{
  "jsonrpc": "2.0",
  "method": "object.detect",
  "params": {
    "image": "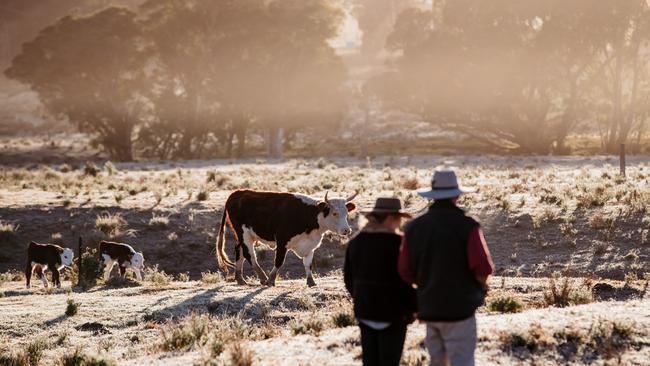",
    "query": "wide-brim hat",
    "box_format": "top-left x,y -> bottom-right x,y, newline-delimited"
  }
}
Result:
361,197 -> 412,217
417,169 -> 475,200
